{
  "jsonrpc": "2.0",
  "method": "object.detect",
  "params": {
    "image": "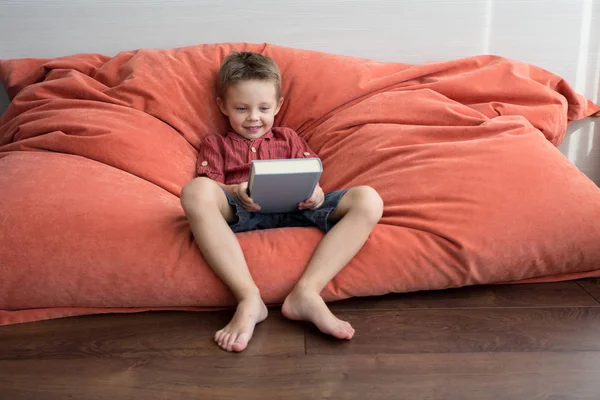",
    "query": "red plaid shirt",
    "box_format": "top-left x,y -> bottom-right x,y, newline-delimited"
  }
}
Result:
197,127 -> 319,185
